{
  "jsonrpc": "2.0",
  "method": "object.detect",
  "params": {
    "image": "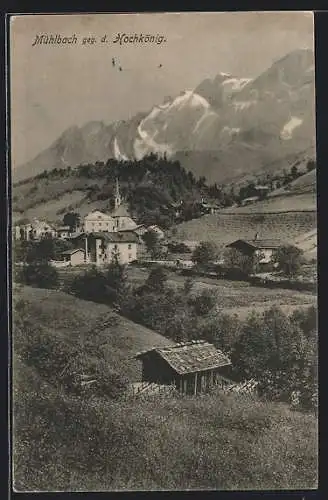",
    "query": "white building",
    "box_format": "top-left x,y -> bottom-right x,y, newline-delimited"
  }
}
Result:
83,178 -> 137,234
86,232 -> 138,266
15,219 -> 57,240
83,210 -> 116,233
